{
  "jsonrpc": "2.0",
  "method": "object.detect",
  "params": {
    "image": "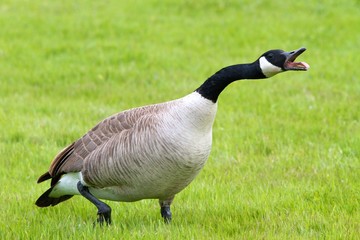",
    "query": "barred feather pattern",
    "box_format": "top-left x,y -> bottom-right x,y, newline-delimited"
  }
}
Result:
81,92 -> 217,201
44,92 -> 217,202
